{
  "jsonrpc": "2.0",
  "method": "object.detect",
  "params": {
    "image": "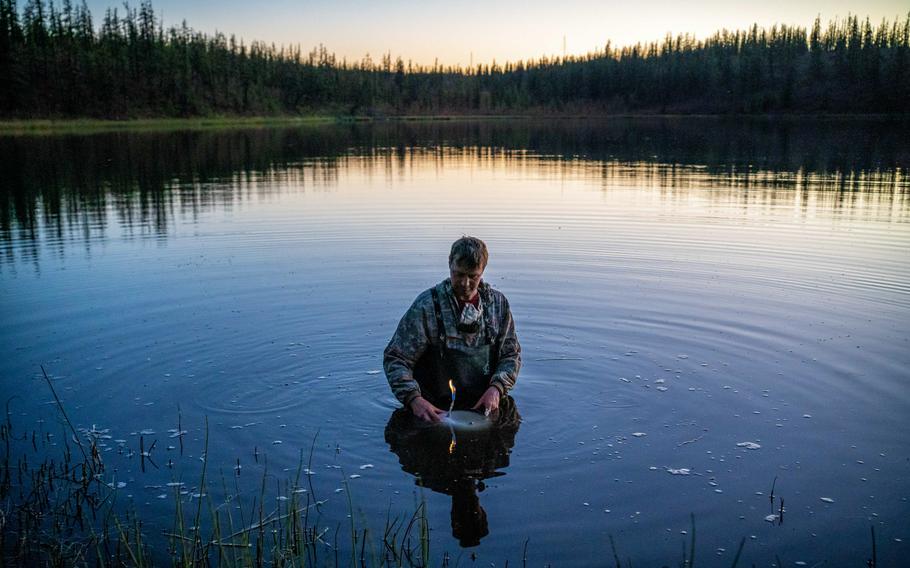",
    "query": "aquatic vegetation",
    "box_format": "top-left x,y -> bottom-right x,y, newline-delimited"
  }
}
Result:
0,409 -> 442,566
0,368 -> 889,566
